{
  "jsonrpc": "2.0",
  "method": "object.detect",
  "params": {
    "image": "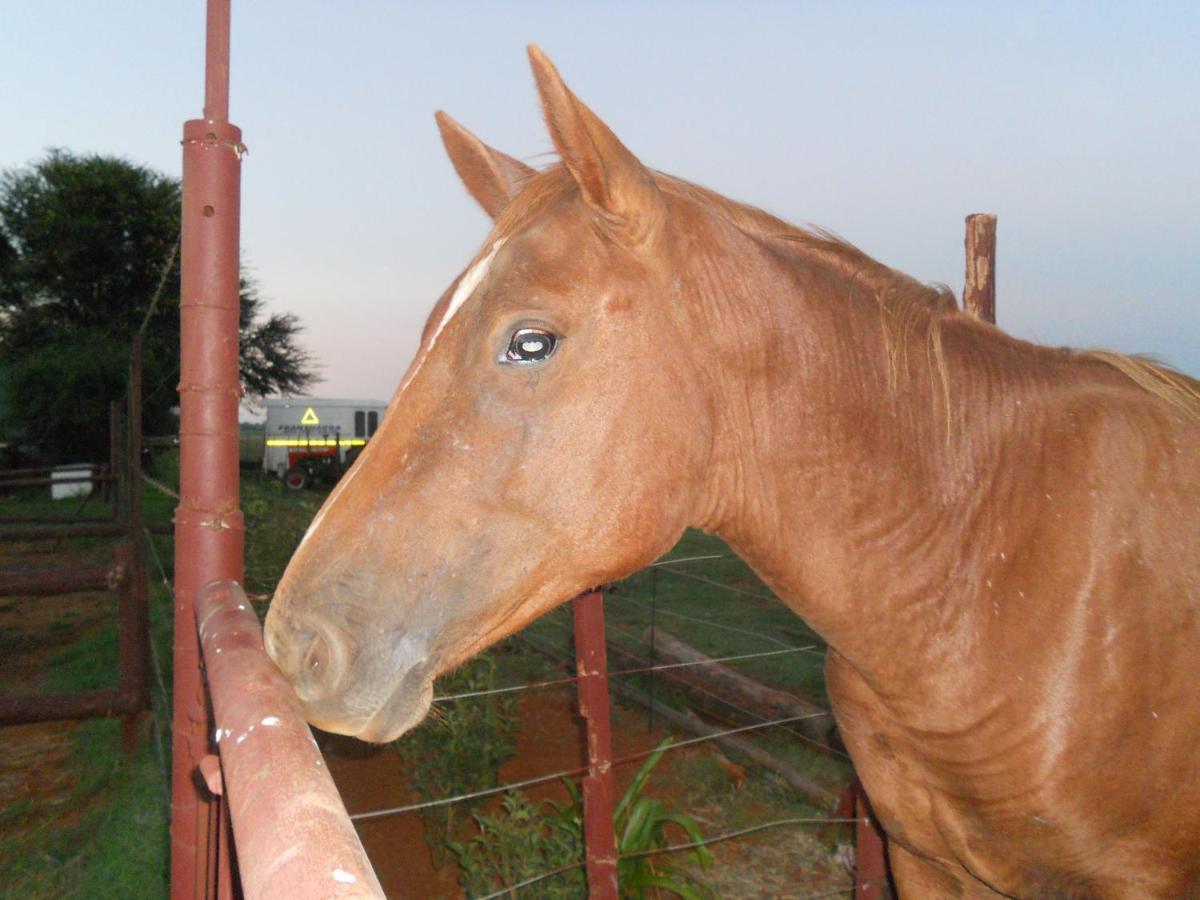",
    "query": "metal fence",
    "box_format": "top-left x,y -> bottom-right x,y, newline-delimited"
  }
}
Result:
0,345 -> 151,757
171,2 -> 999,895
